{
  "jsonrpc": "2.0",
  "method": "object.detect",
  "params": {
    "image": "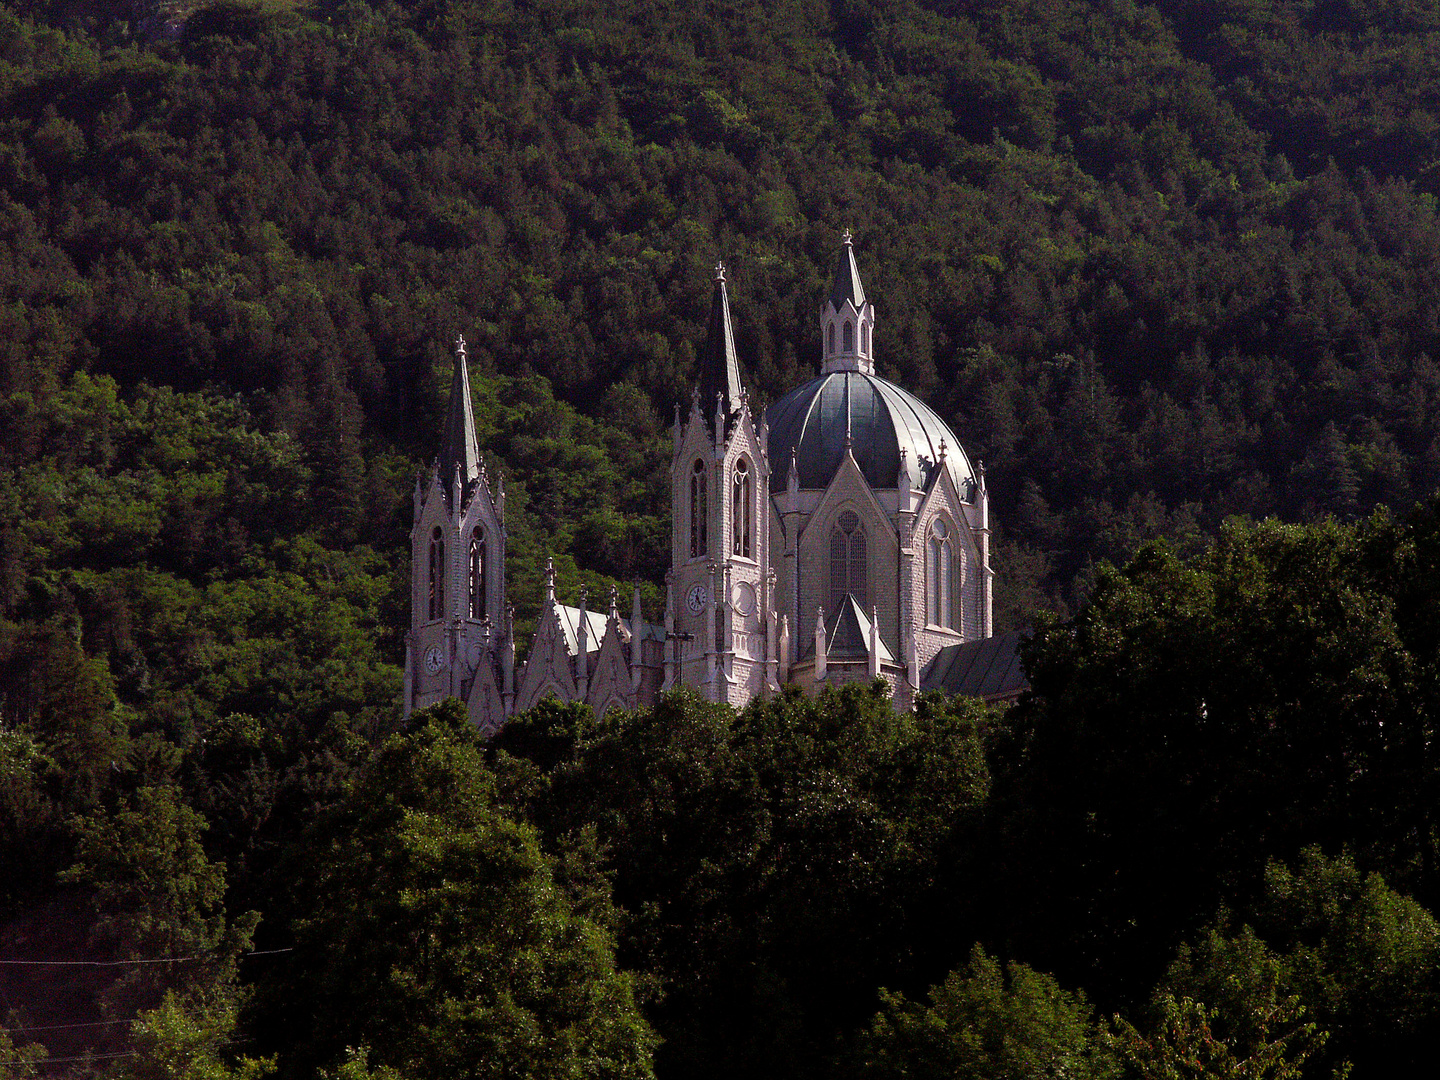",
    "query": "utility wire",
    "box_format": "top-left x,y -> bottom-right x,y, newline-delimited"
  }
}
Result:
2,1019 -> 130,1033
25,1051 -> 137,1065
0,948 -> 292,967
